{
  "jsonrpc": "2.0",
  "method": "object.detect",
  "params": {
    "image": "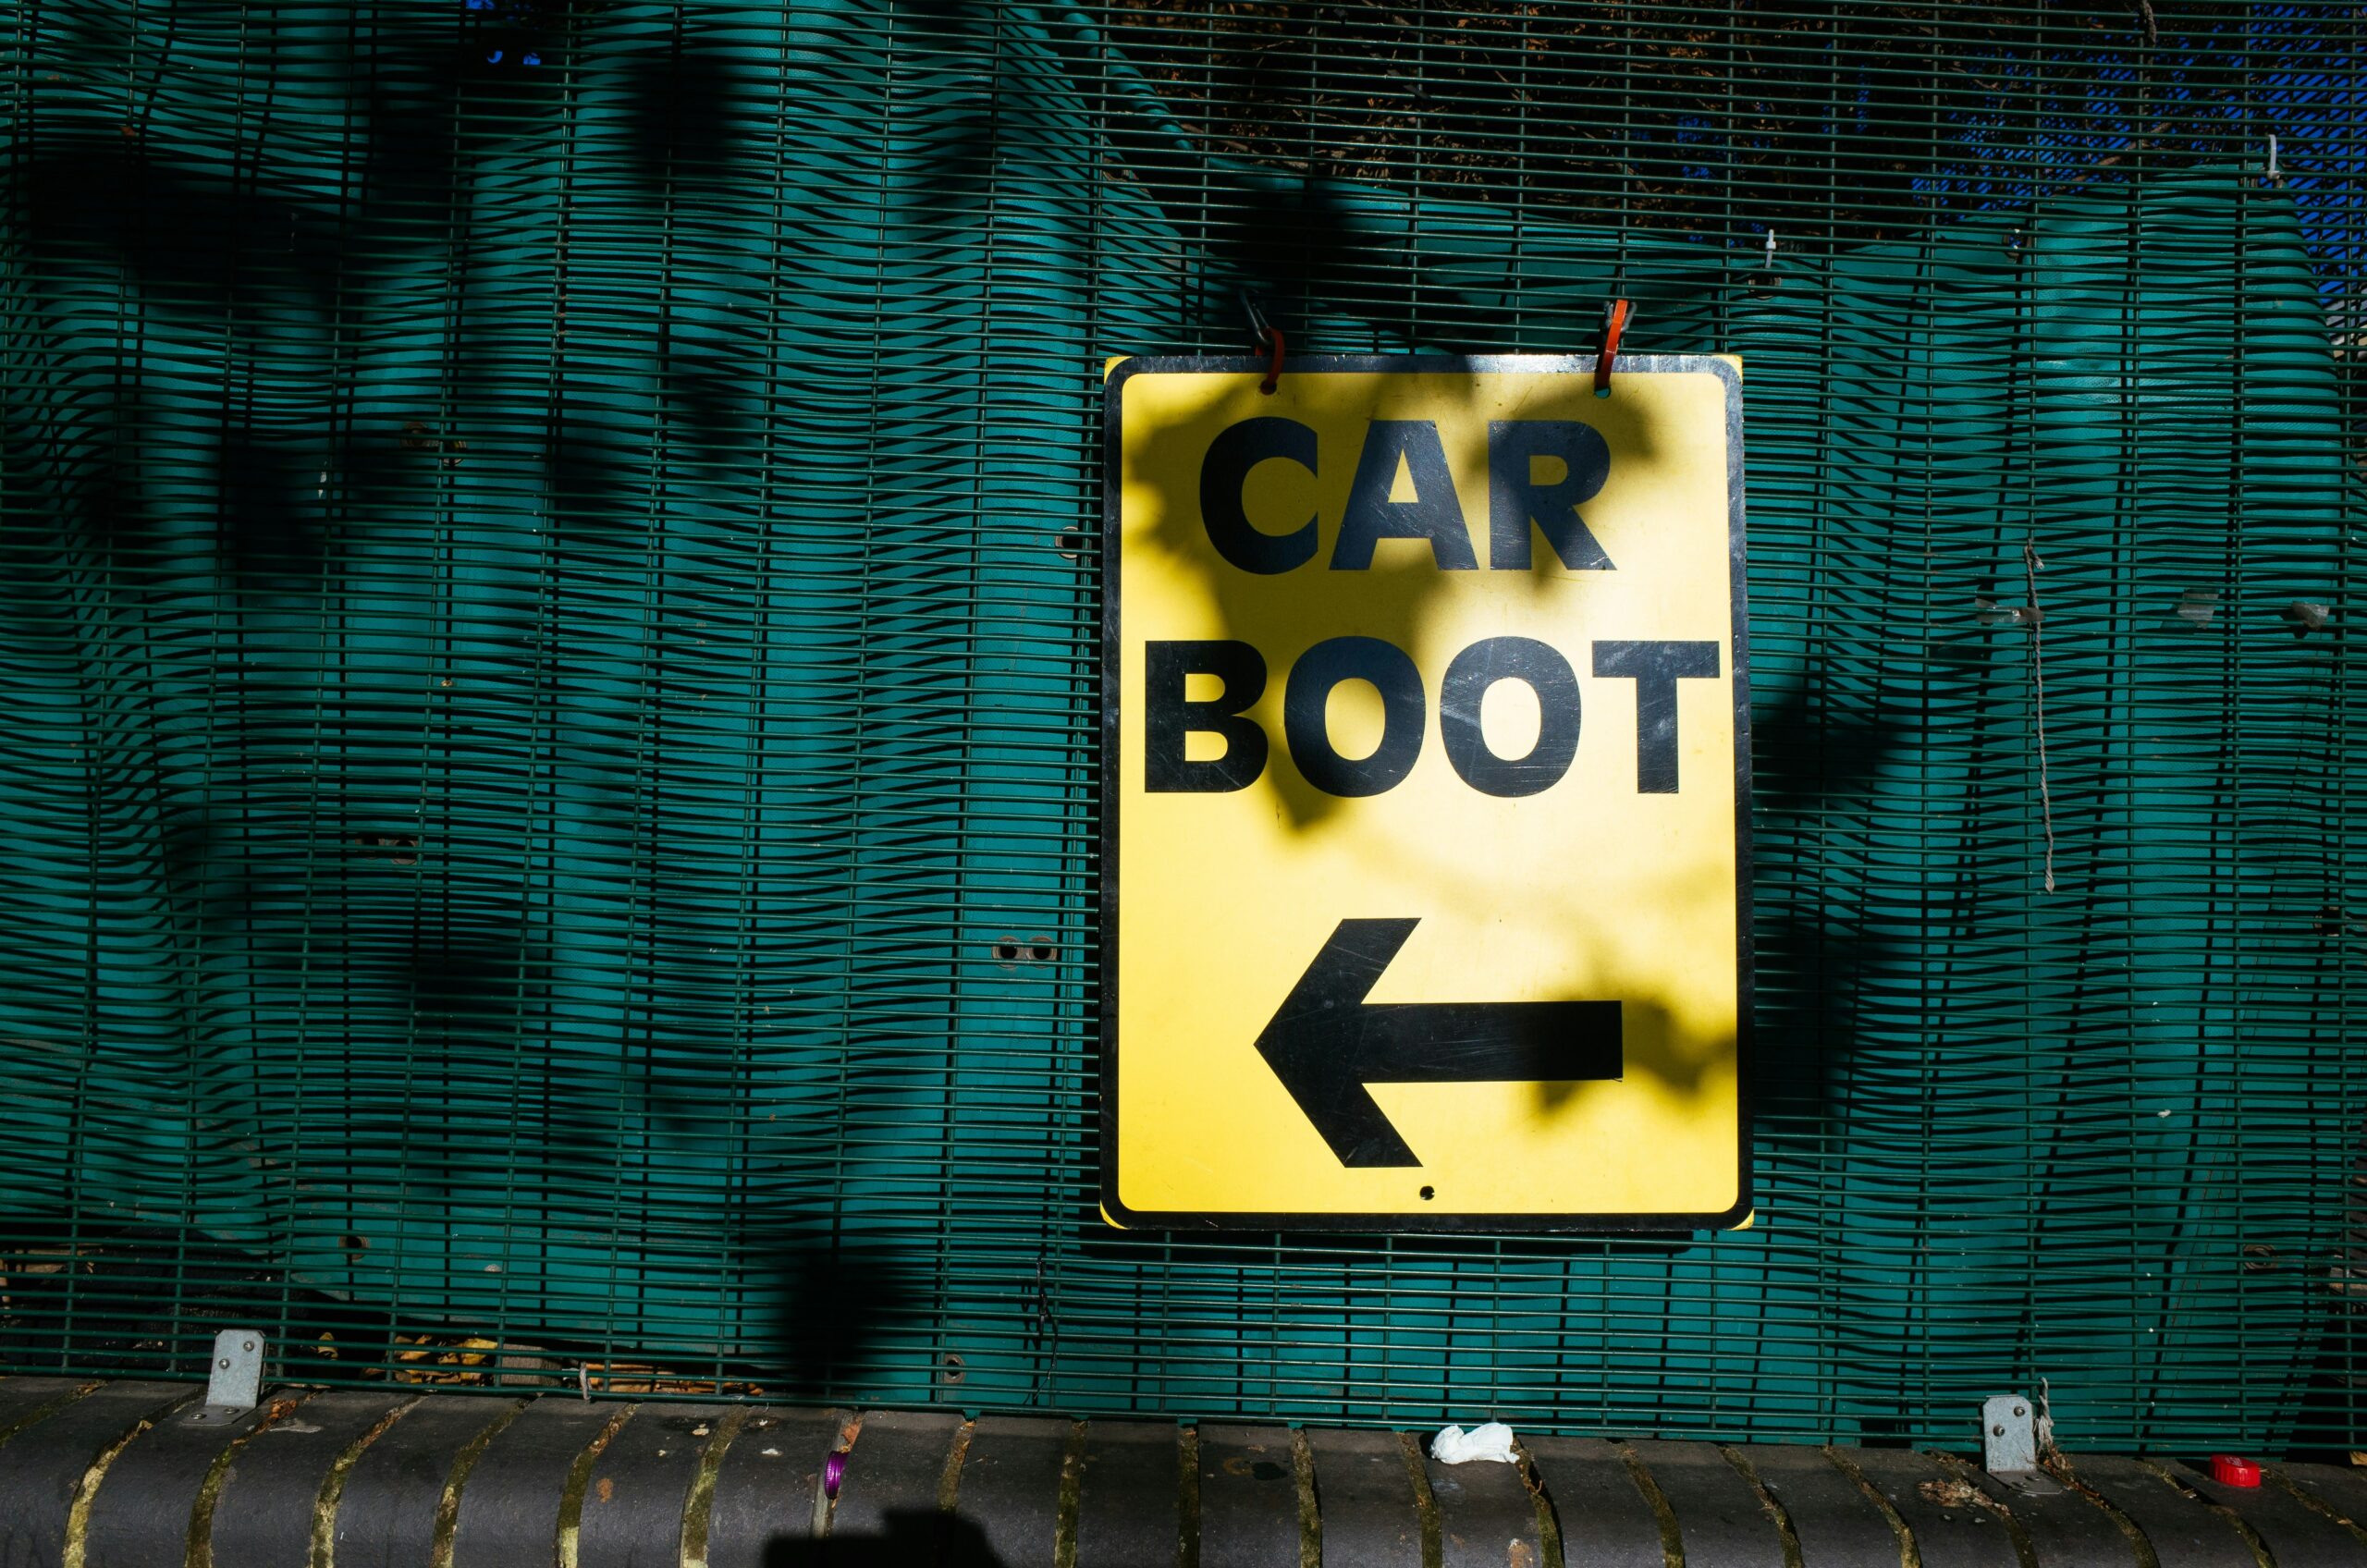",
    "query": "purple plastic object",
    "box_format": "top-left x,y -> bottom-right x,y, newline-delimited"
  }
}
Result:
823,1450 -> 847,1499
